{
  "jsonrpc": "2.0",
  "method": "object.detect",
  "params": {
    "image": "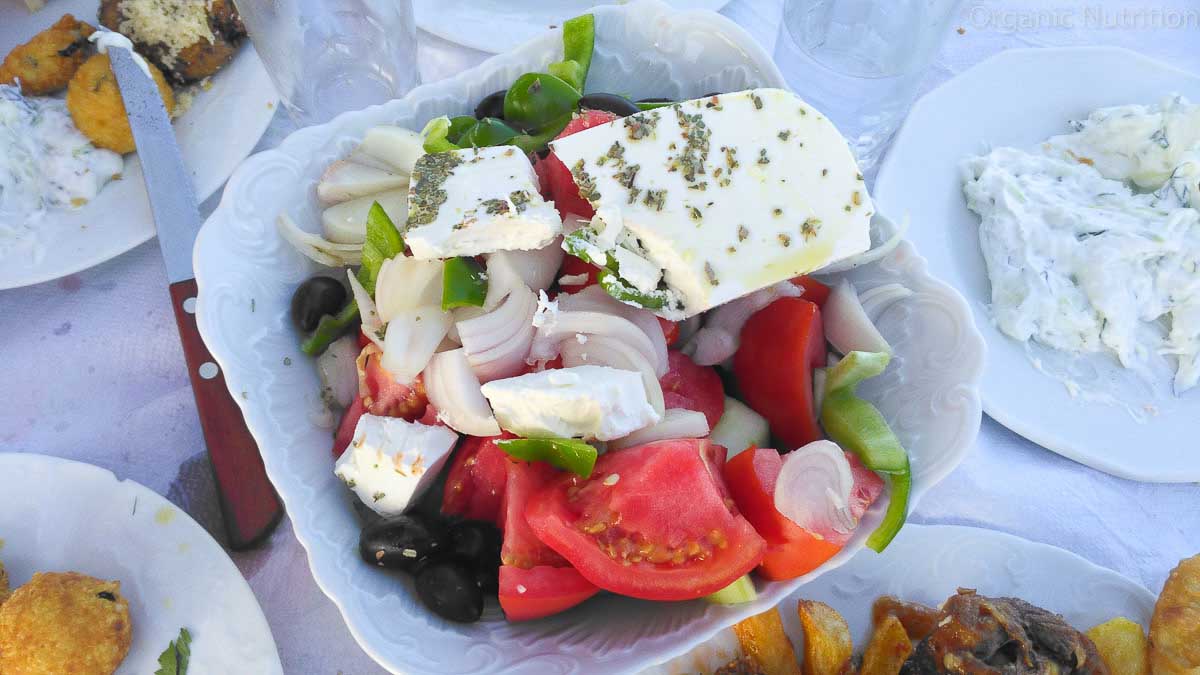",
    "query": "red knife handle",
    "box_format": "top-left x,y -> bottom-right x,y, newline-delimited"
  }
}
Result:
169,279 -> 283,550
